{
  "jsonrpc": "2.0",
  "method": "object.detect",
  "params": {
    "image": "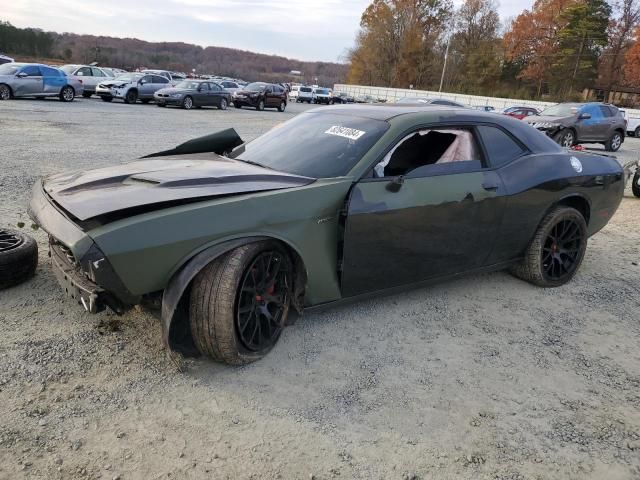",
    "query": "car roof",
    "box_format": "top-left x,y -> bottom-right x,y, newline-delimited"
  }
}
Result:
311,104 -> 469,120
